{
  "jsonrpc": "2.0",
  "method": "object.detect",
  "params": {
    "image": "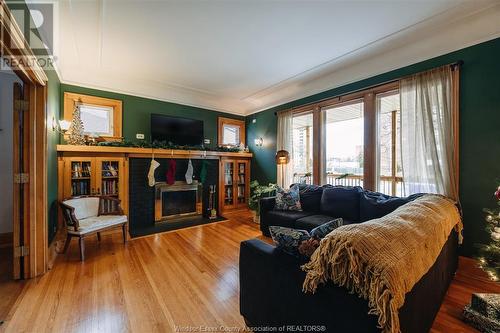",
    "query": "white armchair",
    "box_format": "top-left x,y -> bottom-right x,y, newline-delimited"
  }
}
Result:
60,196 -> 128,260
